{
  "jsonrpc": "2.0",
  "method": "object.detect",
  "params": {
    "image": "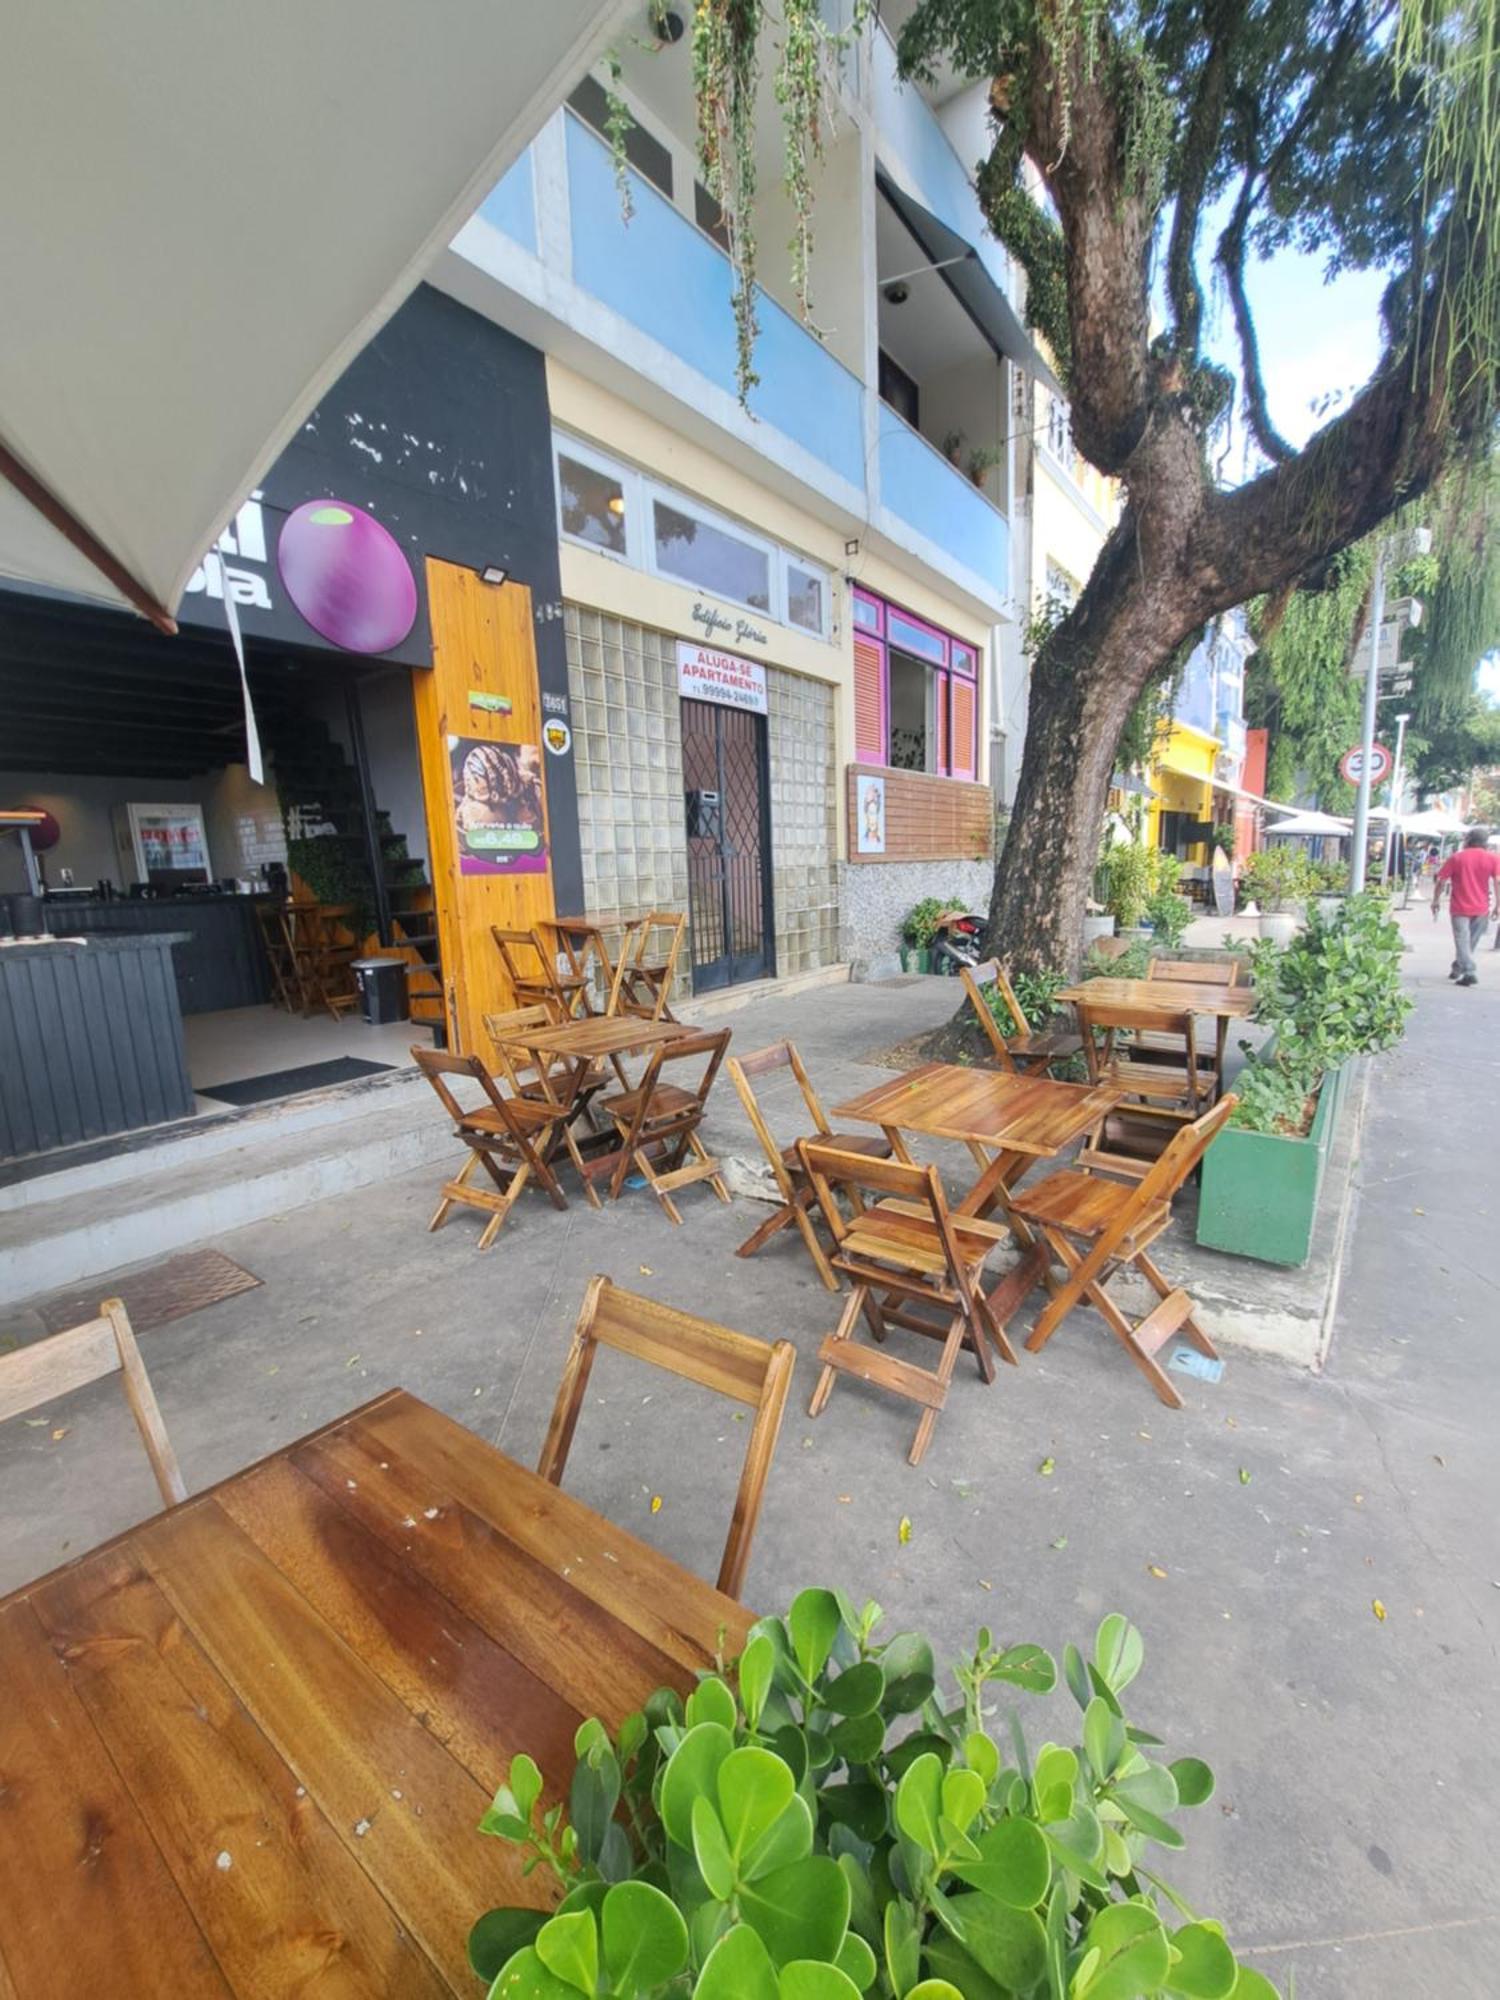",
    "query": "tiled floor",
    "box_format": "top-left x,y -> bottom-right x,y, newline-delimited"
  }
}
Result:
182,1004 -> 430,1102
